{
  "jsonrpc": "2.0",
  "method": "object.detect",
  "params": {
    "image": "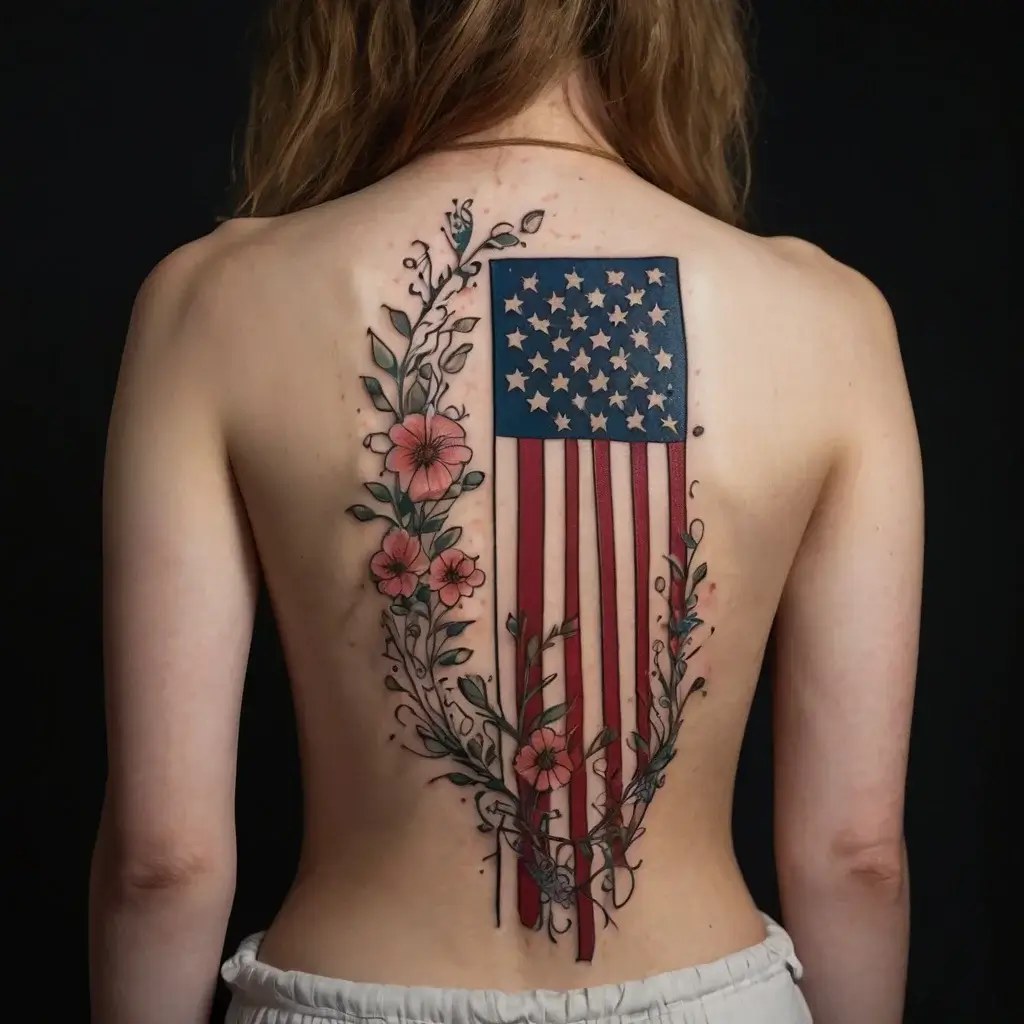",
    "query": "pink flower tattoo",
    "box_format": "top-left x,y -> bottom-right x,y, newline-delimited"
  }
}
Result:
514,727 -> 574,792
385,410 -> 472,501
429,548 -> 486,607
370,529 -> 429,598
